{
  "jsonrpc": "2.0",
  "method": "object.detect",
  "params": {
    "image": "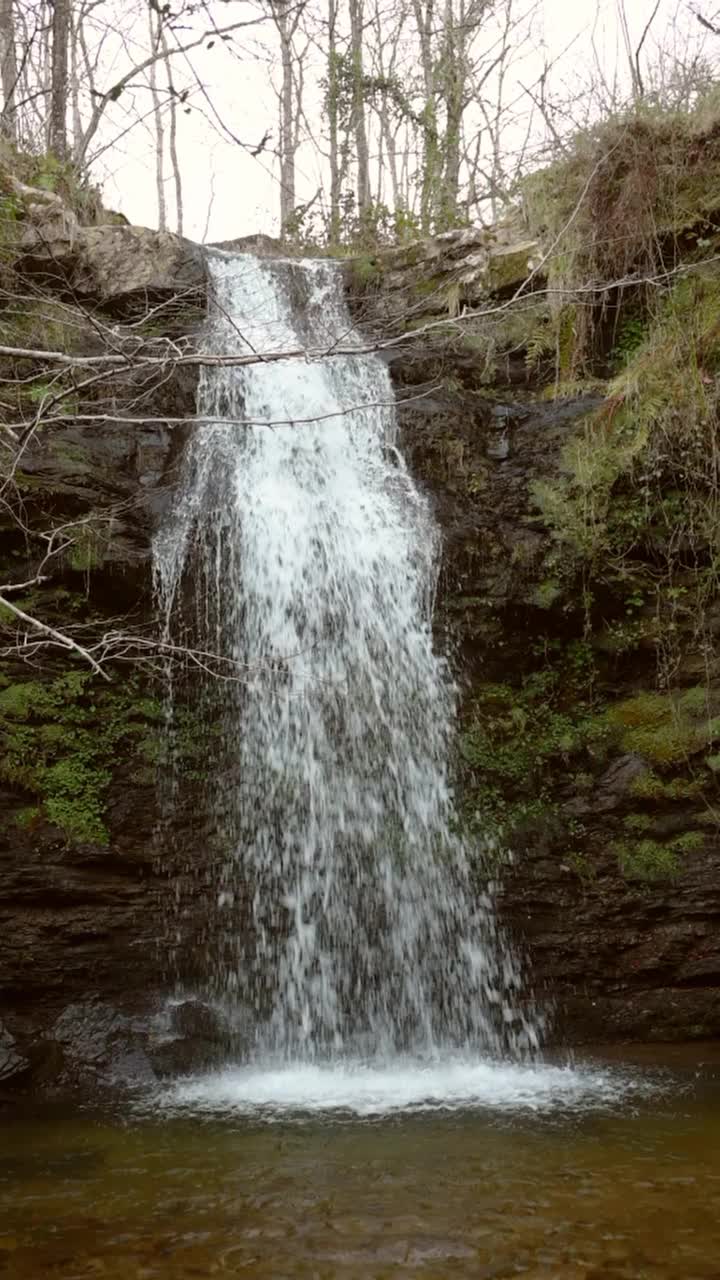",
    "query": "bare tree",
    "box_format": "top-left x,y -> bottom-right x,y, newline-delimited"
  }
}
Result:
617,0 -> 663,100
0,0 -> 19,141
163,27 -> 184,237
49,0 -> 71,157
326,0 -> 343,240
348,0 -> 371,220
272,0 -> 300,231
